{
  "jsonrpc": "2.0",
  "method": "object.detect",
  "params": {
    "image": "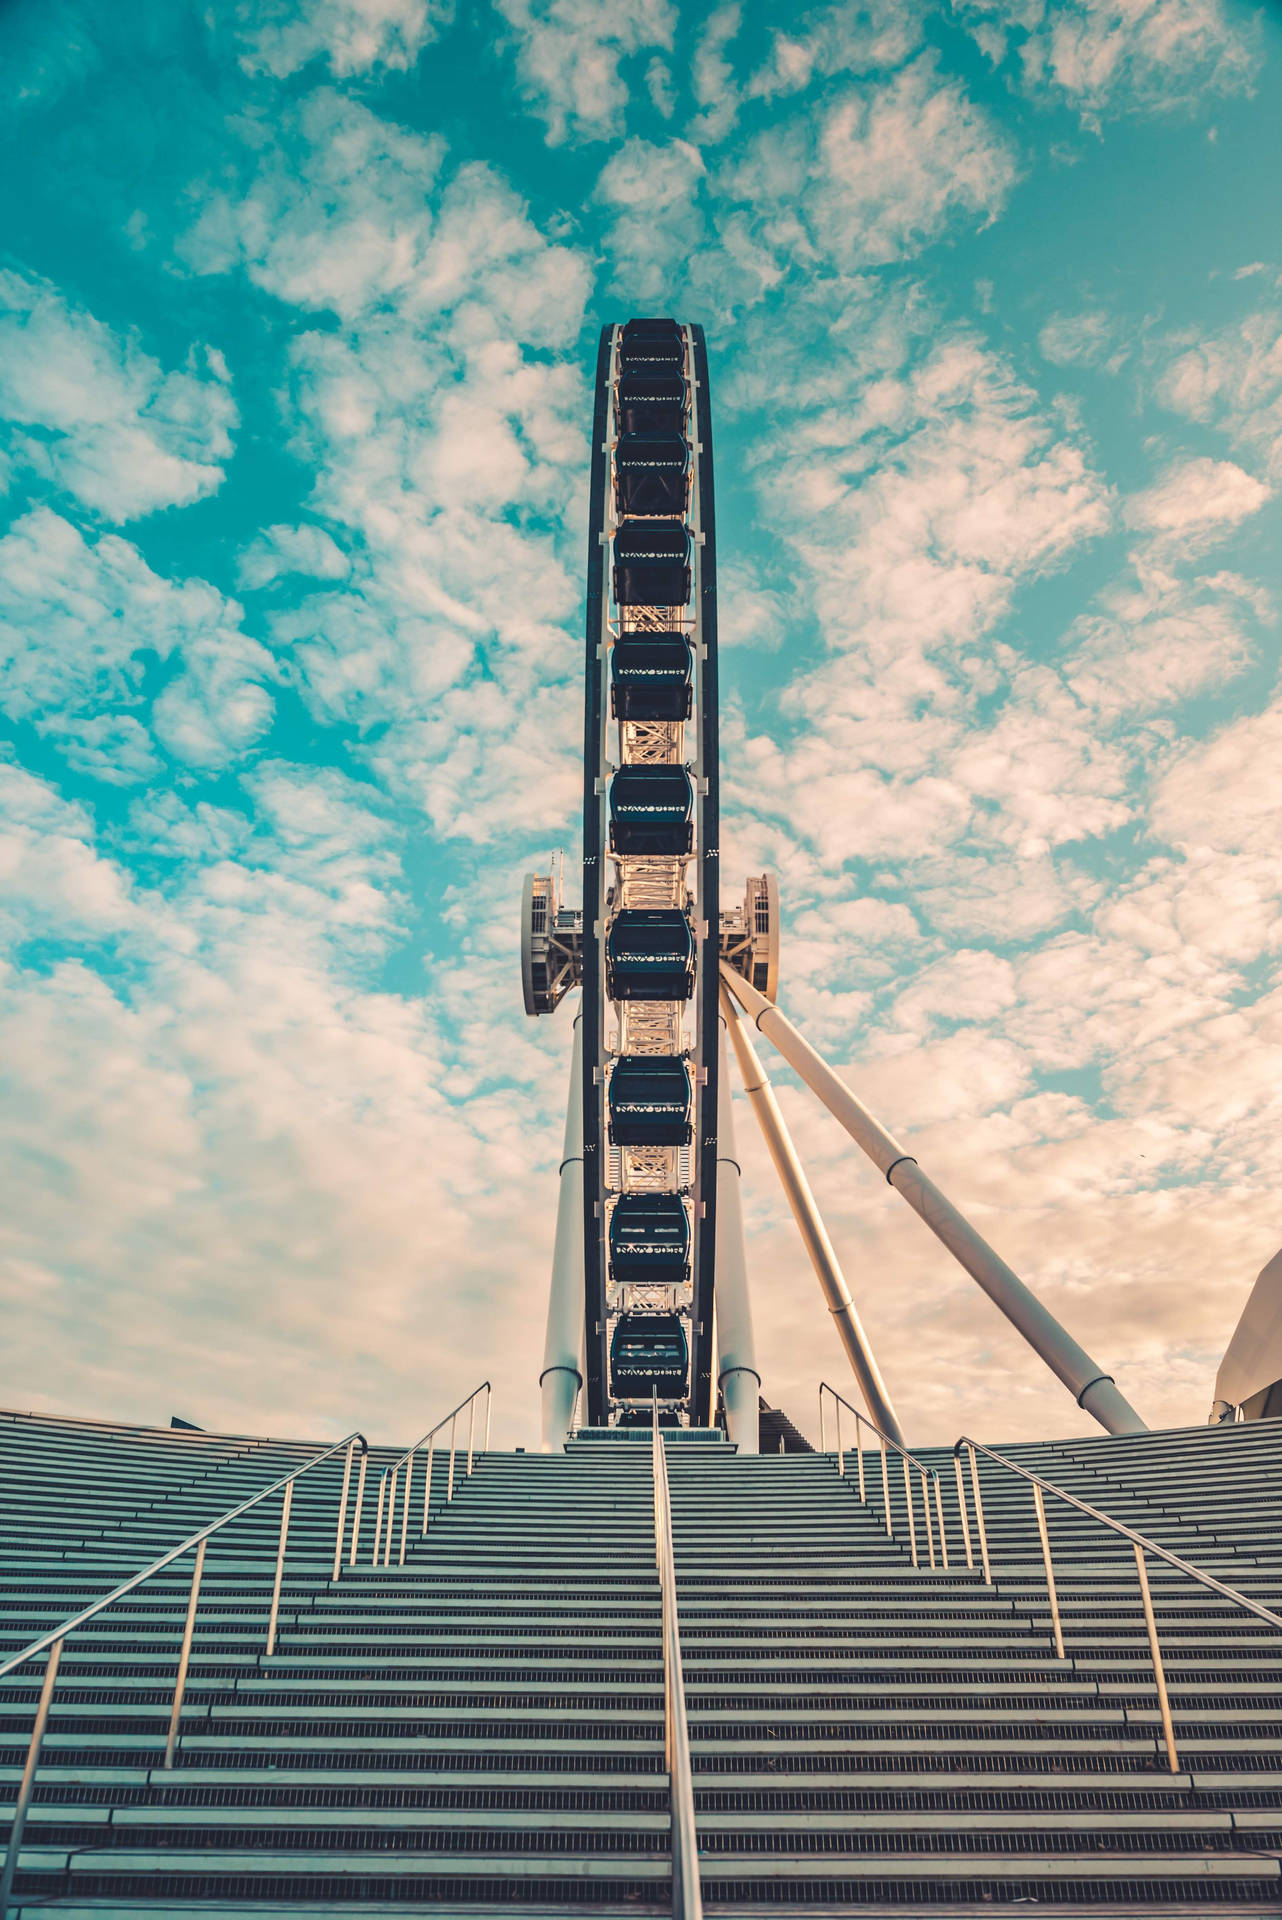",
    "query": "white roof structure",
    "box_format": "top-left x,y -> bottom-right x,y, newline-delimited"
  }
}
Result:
1214,1248 -> 1282,1420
